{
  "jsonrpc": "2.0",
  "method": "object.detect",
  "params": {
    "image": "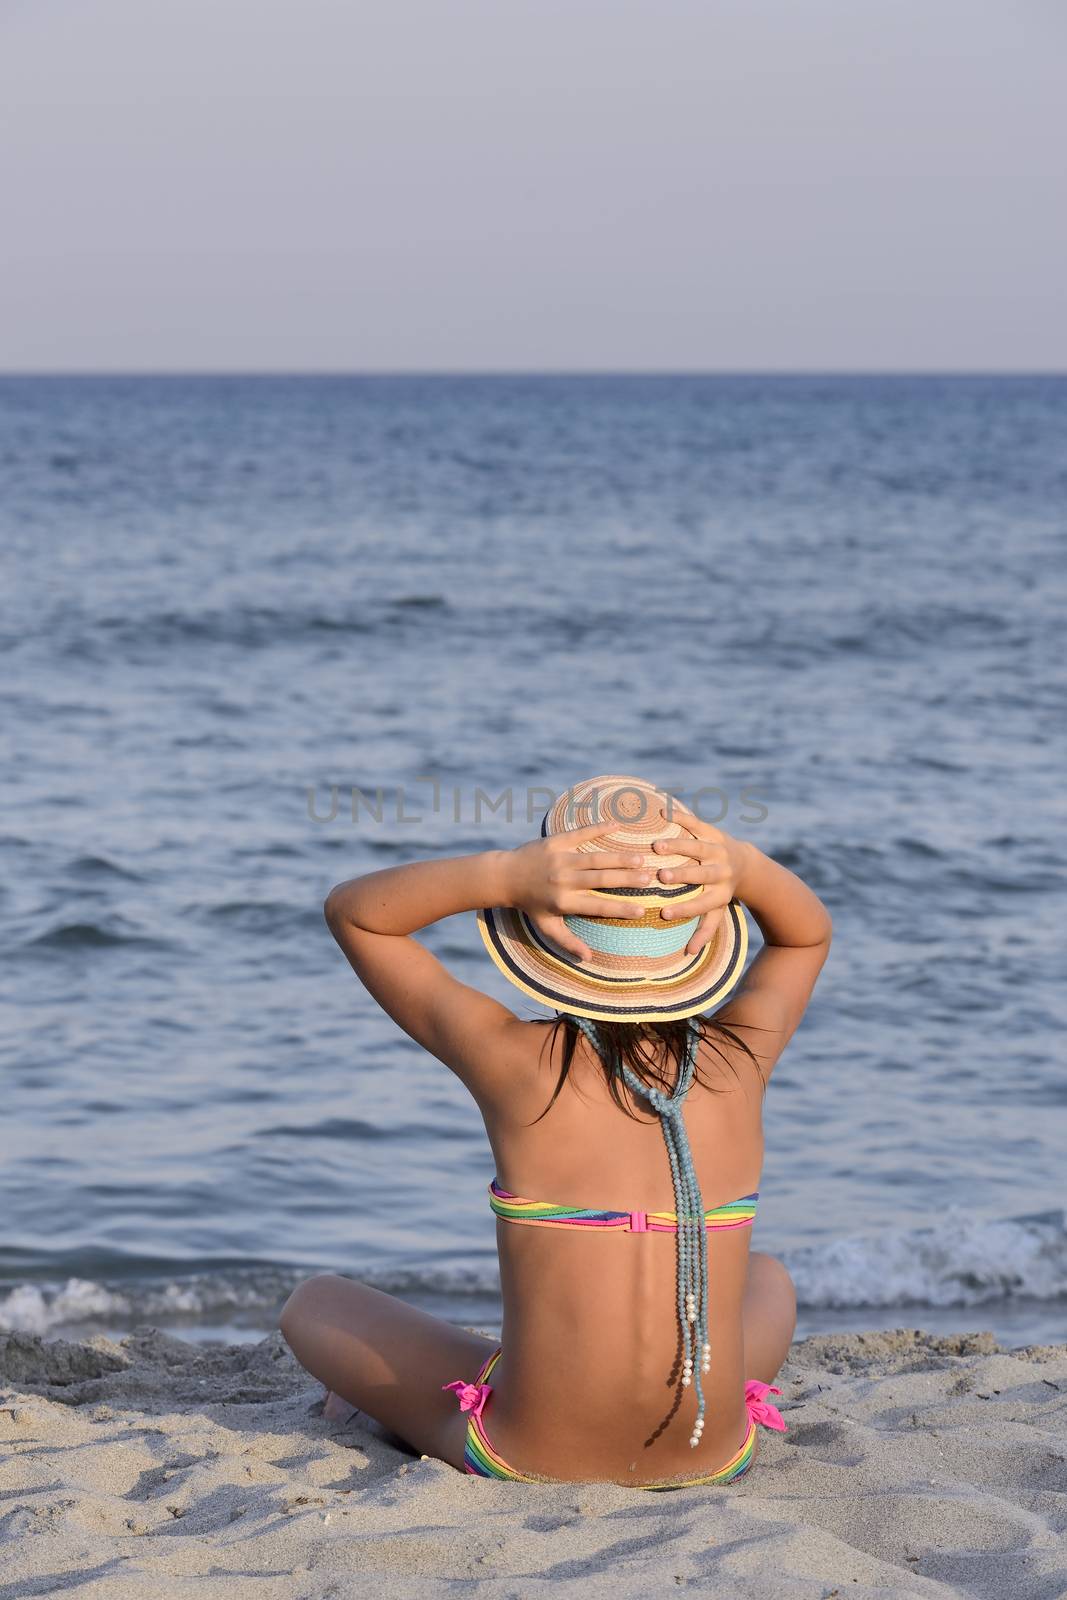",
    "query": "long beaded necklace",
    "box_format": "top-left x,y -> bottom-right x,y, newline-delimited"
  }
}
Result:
562,1014 -> 711,1448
